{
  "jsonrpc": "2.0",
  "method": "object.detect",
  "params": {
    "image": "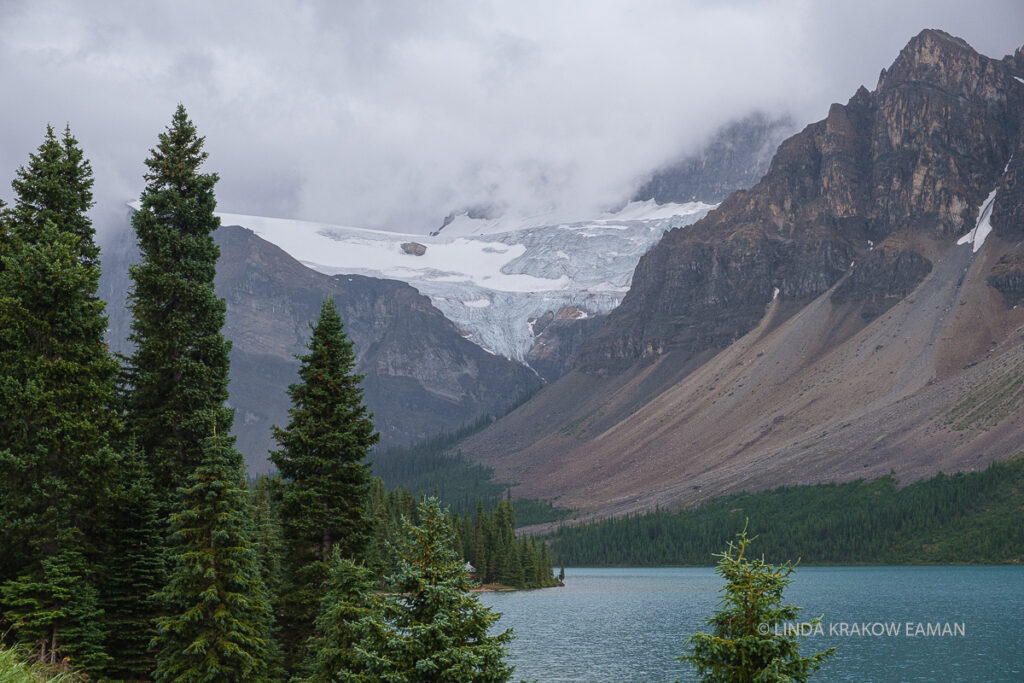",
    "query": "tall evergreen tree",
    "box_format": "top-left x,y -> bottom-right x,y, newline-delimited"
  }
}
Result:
9,125 -> 98,265
152,434 -> 272,683
126,104 -> 233,508
0,127 -> 118,673
351,498 -> 514,682
271,297 -> 379,665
